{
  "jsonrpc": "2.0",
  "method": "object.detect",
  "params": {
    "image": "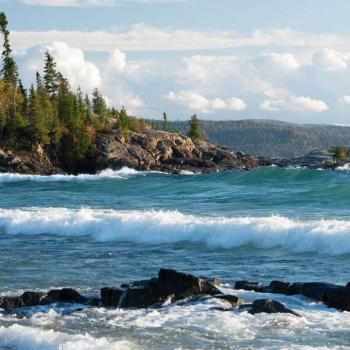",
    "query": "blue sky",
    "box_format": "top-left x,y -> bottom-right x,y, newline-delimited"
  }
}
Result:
2,0 -> 350,123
